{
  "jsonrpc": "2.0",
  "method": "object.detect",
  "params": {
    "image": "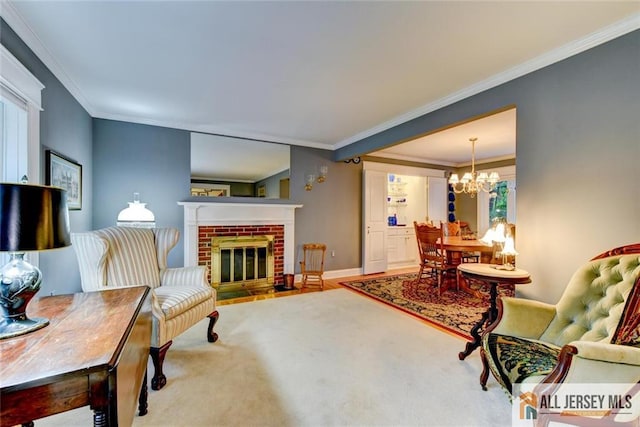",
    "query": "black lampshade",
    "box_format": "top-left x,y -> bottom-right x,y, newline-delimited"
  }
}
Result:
0,183 -> 71,252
